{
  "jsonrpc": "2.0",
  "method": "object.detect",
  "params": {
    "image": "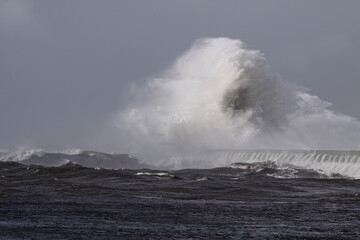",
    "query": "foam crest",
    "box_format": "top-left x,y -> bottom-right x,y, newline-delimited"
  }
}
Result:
222,150 -> 360,178
0,149 -> 45,162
